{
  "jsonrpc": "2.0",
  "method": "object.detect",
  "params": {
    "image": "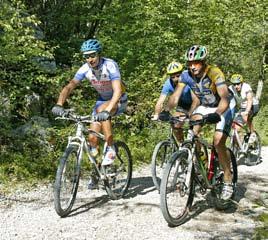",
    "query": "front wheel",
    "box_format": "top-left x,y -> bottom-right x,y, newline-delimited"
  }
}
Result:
54,145 -> 81,217
104,141 -> 132,200
229,133 -> 239,162
151,140 -> 175,192
212,148 -> 238,210
160,149 -> 195,227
